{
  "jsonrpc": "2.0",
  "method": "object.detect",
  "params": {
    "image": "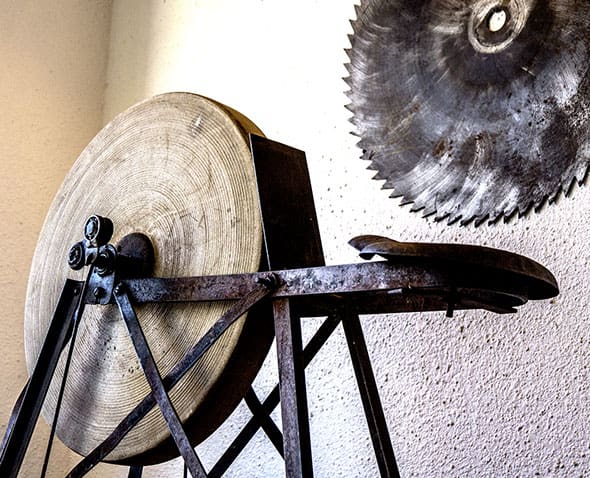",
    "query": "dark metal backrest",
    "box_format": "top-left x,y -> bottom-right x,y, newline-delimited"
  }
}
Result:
250,134 -> 325,271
